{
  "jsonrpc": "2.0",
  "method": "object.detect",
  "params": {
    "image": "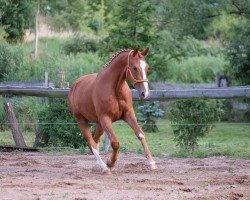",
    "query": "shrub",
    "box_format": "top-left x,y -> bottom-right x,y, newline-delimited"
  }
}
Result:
5,51 -> 102,85
149,31 -> 225,83
170,55 -> 227,83
38,98 -> 87,148
0,42 -> 24,81
137,101 -> 164,132
169,100 -> 223,152
0,96 -> 40,132
63,35 -> 98,55
0,97 -> 8,131
12,97 -> 41,131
